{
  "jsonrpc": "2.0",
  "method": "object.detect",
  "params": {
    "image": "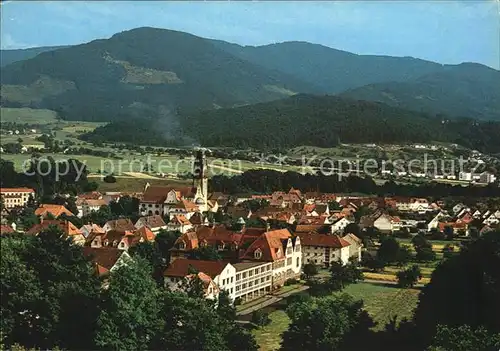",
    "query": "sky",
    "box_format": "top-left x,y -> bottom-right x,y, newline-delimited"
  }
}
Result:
1,1 -> 499,69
